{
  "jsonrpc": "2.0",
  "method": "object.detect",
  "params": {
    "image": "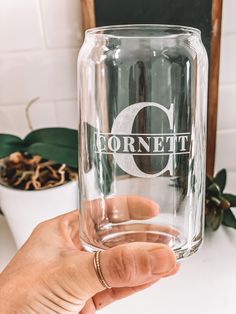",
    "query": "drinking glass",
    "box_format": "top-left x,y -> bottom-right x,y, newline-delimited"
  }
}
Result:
78,24 -> 208,260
